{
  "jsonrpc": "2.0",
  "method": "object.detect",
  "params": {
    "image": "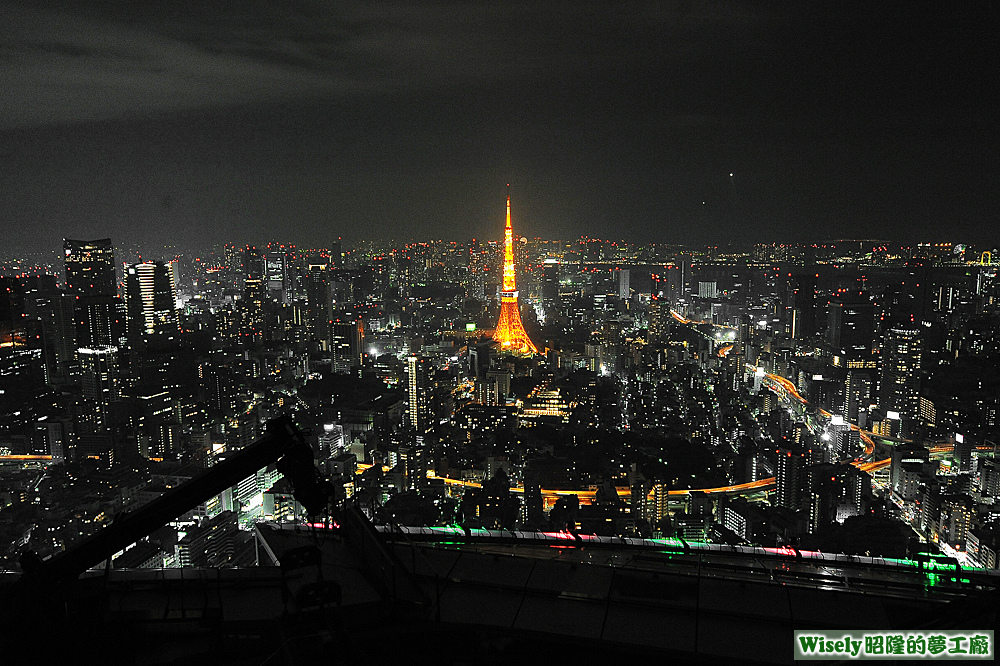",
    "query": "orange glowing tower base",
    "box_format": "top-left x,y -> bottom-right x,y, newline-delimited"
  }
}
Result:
493,186 -> 539,355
